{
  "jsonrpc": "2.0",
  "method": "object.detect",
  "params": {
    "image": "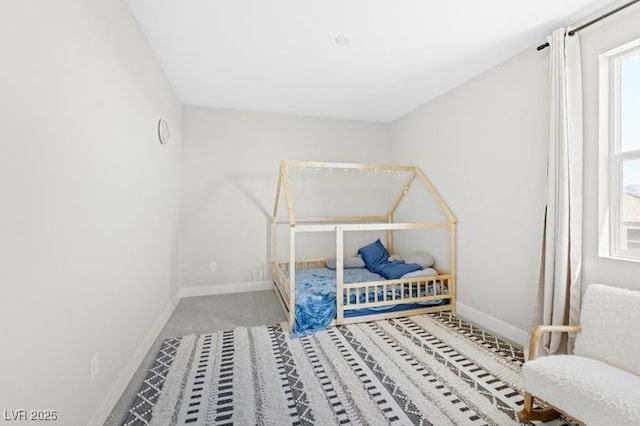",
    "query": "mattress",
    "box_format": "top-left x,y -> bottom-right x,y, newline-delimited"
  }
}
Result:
290,267 -> 447,338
